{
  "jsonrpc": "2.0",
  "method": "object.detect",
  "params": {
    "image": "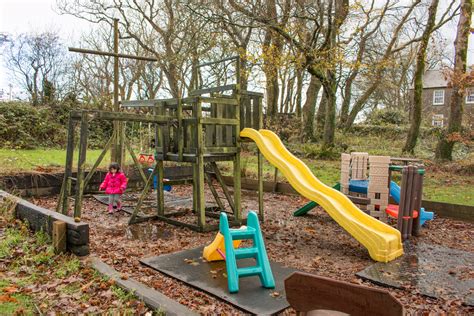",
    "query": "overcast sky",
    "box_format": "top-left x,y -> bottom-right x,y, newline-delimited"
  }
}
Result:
0,0 -> 473,93
0,0 -> 92,90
